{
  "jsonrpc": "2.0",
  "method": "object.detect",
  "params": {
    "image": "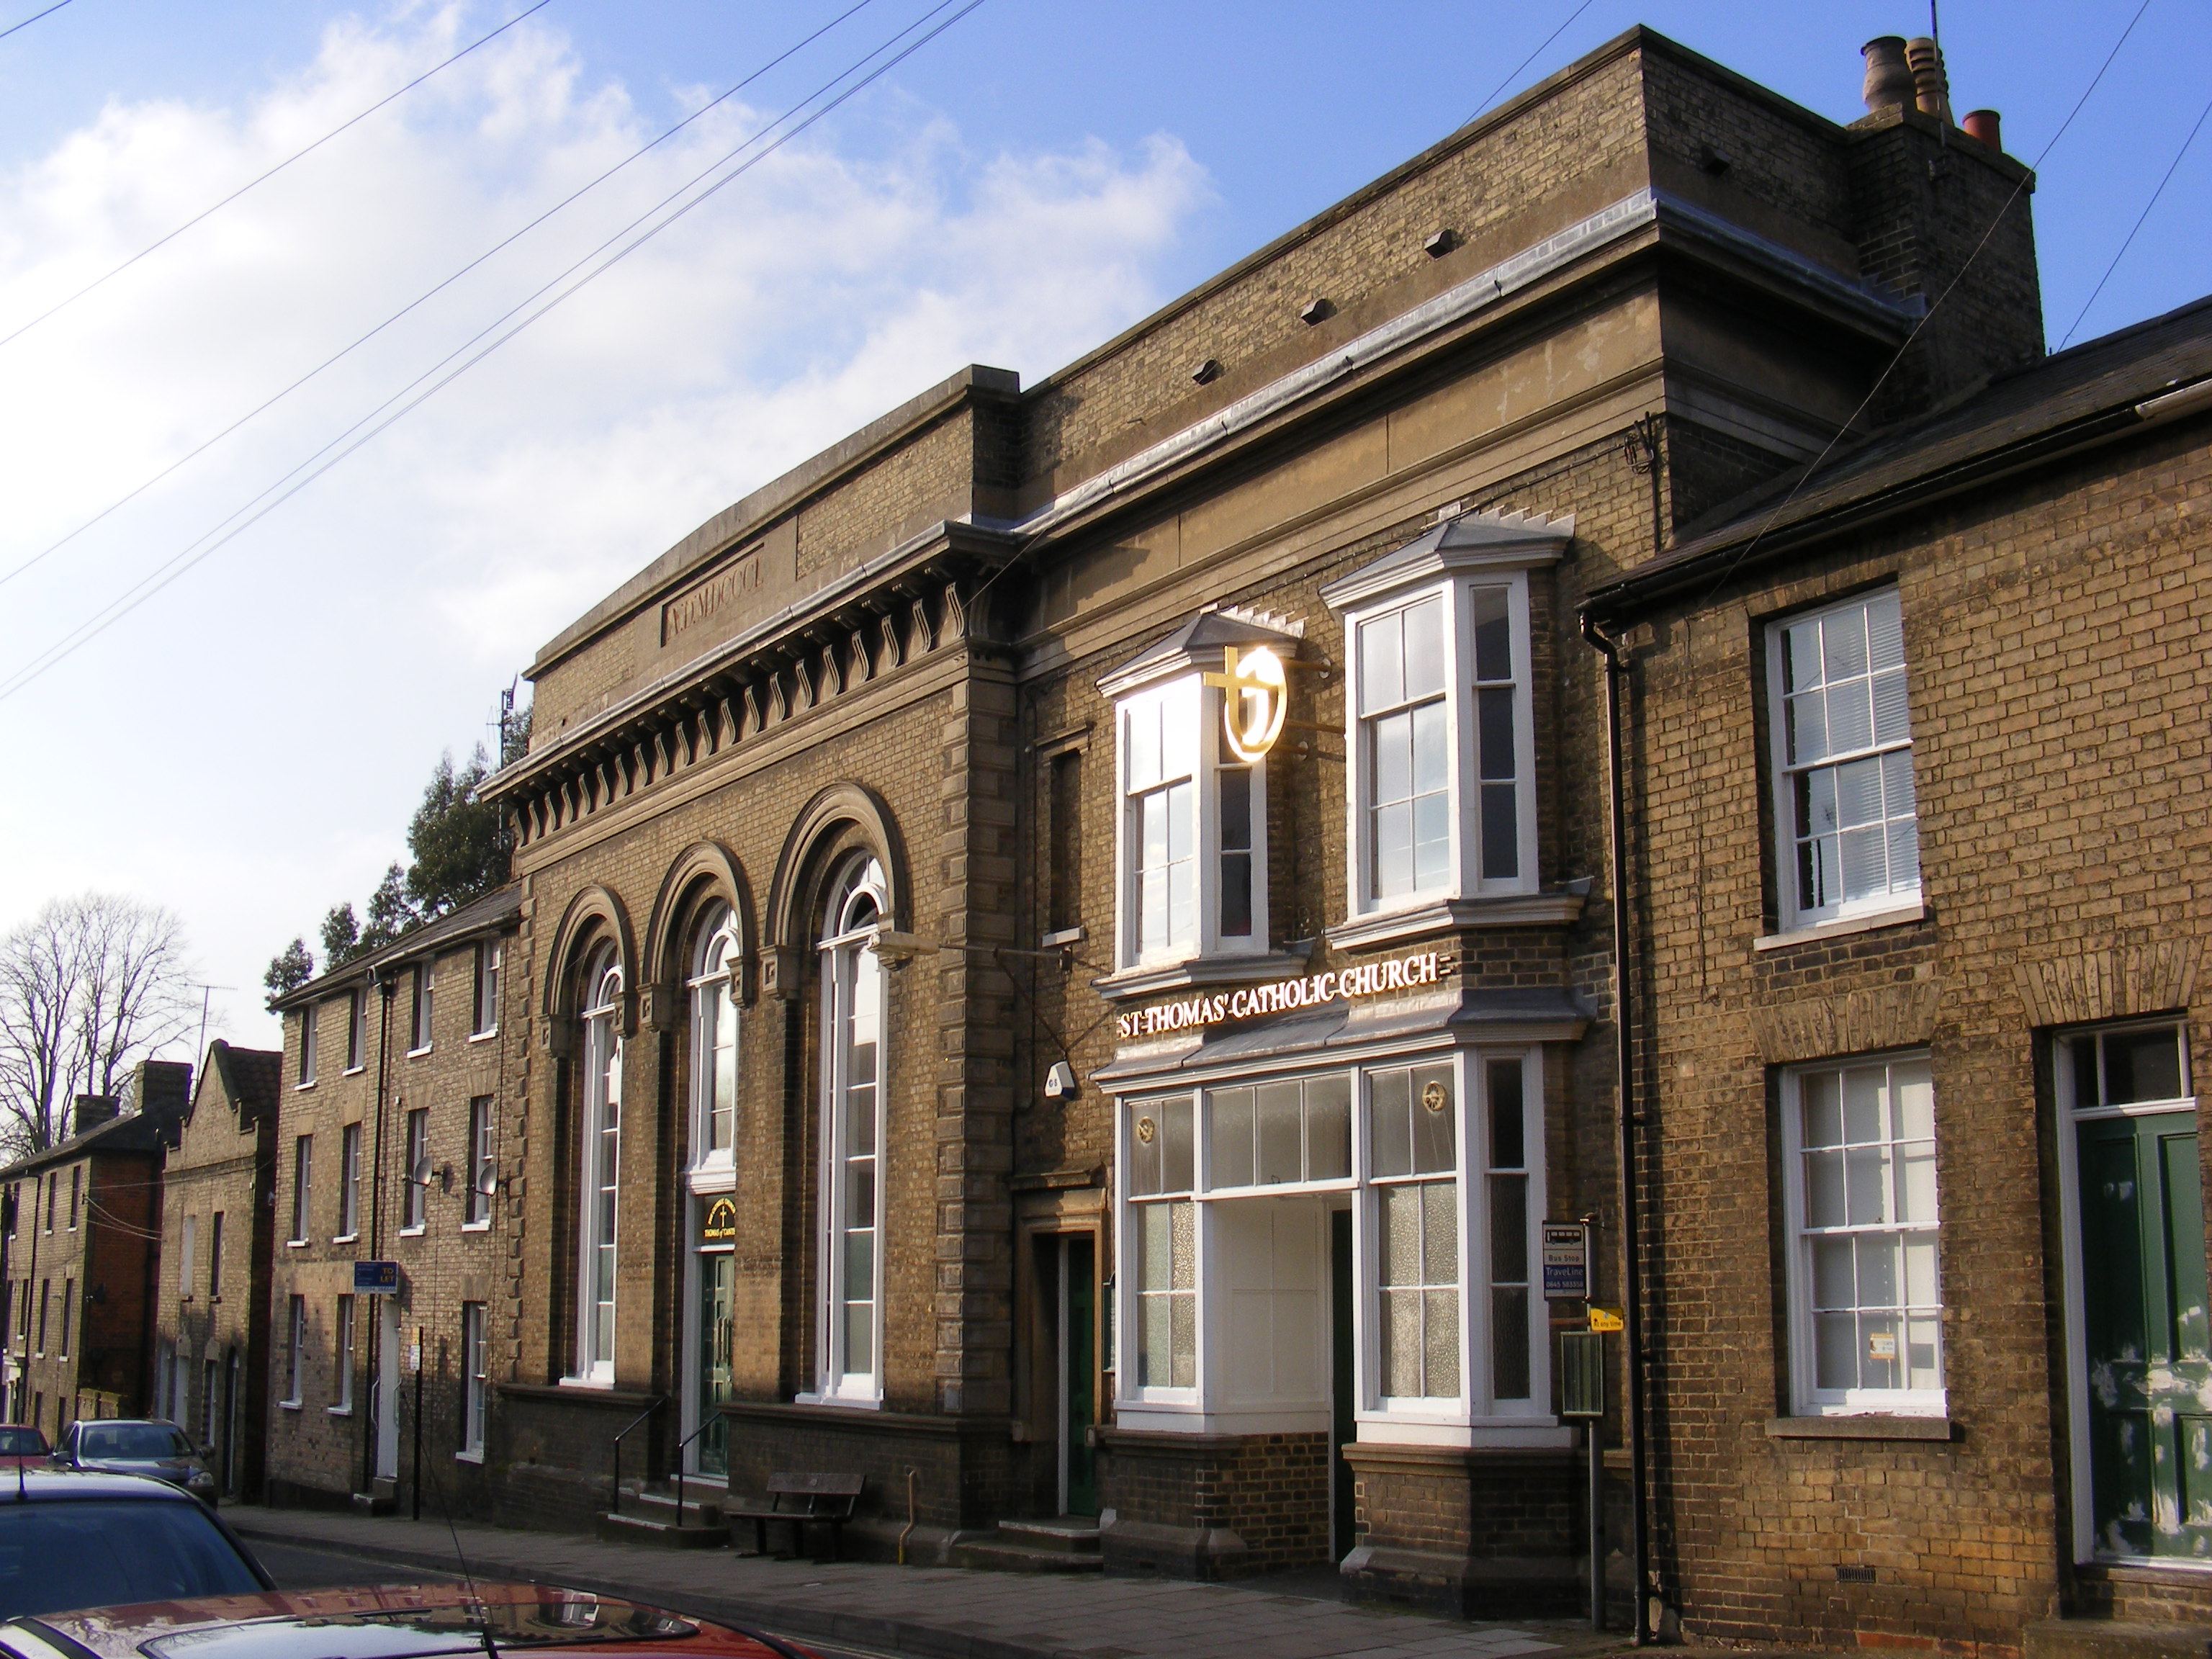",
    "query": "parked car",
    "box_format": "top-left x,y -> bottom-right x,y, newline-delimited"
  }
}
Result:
0,1582 -> 820,1659
49,1419 -> 217,1503
0,1427 -> 48,1470
0,1470 -> 269,1619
